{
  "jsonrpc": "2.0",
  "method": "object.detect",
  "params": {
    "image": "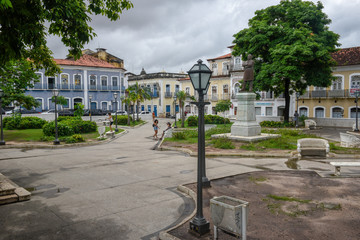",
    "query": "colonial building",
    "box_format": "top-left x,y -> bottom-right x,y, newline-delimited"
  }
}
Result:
299,46 -> 360,119
26,48 -> 126,112
127,70 -> 187,117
